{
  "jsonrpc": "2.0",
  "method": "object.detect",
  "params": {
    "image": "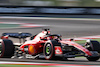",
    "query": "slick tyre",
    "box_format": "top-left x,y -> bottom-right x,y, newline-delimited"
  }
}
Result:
85,40 -> 100,61
43,41 -> 55,60
86,57 -> 99,61
86,40 -> 100,52
0,39 -> 14,58
43,40 -> 61,60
